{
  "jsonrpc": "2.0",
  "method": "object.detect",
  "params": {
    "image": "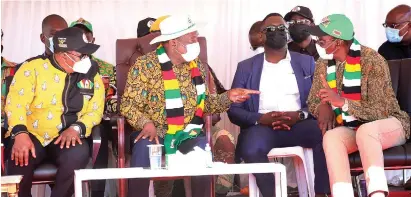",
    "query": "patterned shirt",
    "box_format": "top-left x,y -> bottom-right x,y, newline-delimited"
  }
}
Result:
1,57 -> 16,125
5,56 -> 105,146
91,56 -> 117,114
120,51 -> 232,138
307,45 -> 410,139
